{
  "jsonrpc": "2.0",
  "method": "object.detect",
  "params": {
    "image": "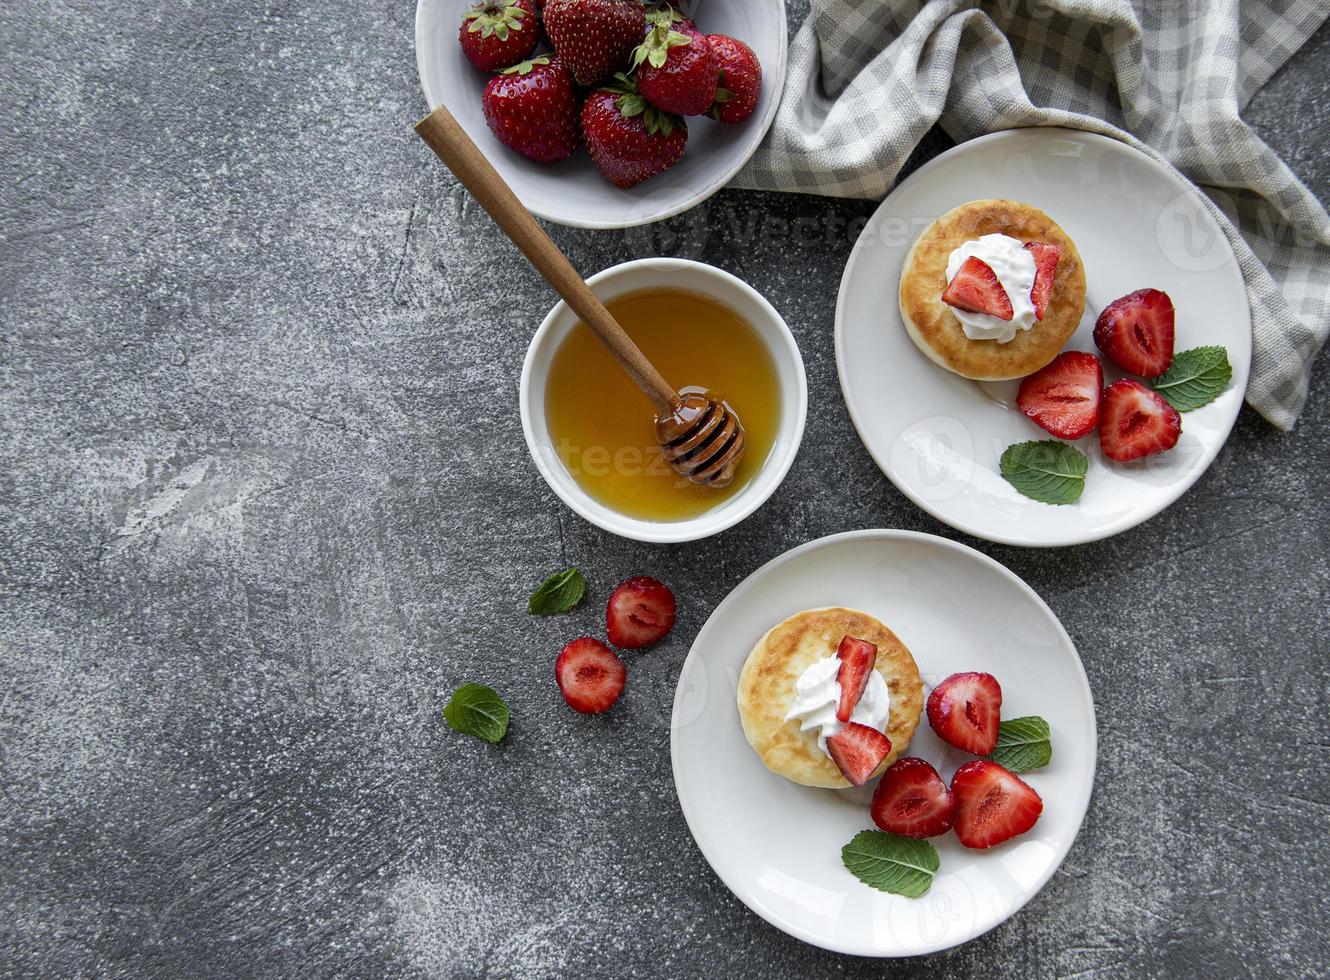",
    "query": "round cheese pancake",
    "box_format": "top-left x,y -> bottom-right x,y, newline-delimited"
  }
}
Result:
899,199 -> 1086,380
737,607 -> 923,789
